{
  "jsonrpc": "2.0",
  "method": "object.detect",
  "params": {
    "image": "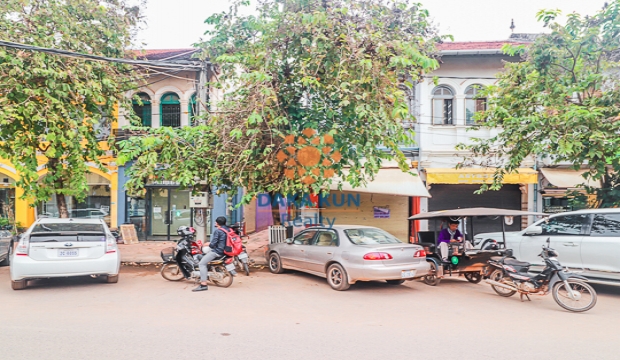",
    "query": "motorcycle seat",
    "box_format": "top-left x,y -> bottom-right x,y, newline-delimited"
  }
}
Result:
504,258 -> 530,267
